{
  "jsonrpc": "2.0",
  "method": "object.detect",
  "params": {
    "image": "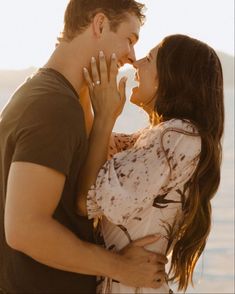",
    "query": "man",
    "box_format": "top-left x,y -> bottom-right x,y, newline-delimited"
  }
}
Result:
0,1 -> 167,293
